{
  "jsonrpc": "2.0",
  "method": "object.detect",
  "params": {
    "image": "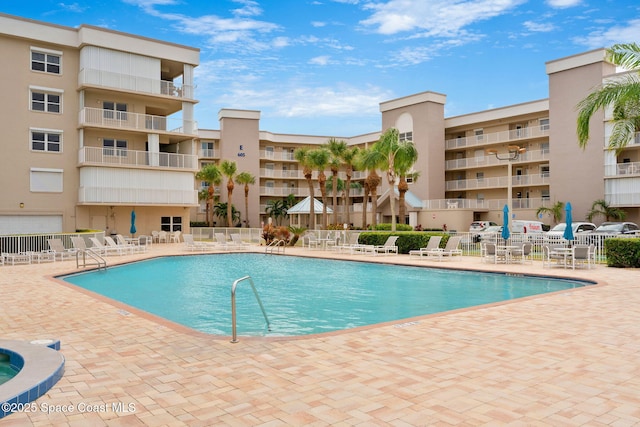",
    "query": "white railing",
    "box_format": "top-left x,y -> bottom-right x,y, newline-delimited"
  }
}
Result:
0,231 -> 105,254
446,149 -> 550,170
423,197 -> 553,210
604,161 -> 640,177
199,148 -> 217,158
78,68 -> 195,99
260,168 -> 304,179
445,174 -> 550,191
79,107 -> 197,135
260,187 -> 315,197
445,125 -> 550,150
78,187 -> 198,205
79,146 -> 199,170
